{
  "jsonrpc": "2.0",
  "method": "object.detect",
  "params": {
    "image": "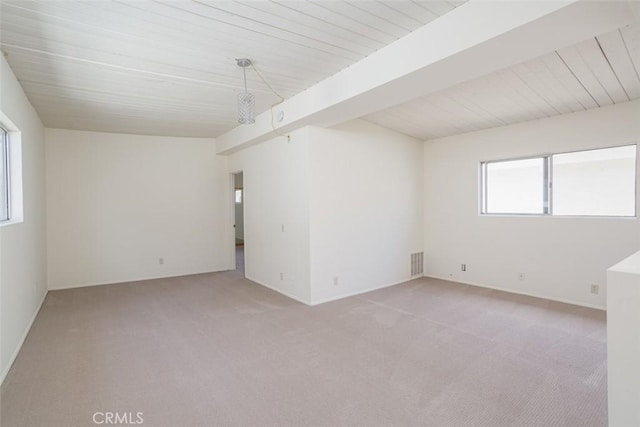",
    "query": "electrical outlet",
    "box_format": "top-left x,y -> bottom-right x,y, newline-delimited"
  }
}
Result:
280,272 -> 284,280
333,277 -> 339,286
281,224 -> 285,232
518,273 -> 525,281
159,257 -> 164,265
461,264 -> 466,272
590,284 -> 599,295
